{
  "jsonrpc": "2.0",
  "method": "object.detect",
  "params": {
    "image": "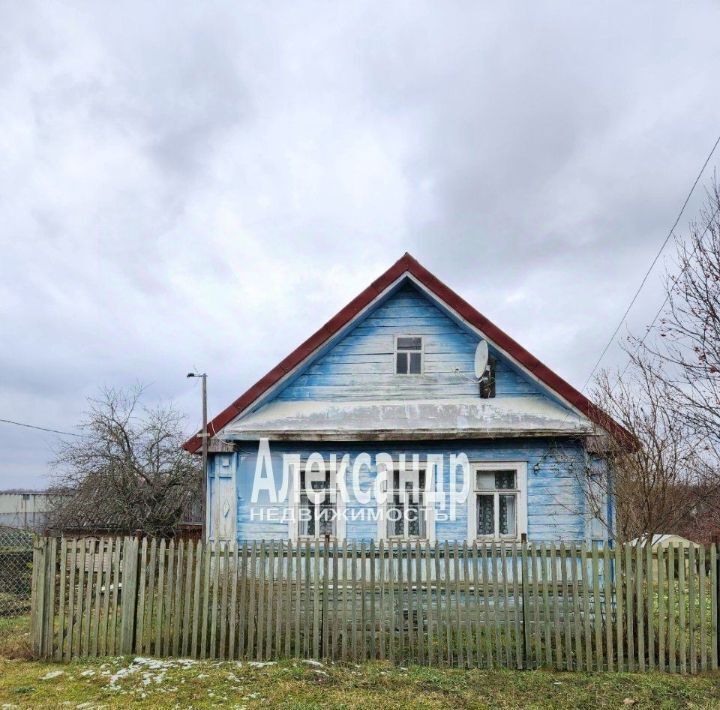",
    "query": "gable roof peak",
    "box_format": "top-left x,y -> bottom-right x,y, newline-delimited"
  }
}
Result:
184,253 -> 631,451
